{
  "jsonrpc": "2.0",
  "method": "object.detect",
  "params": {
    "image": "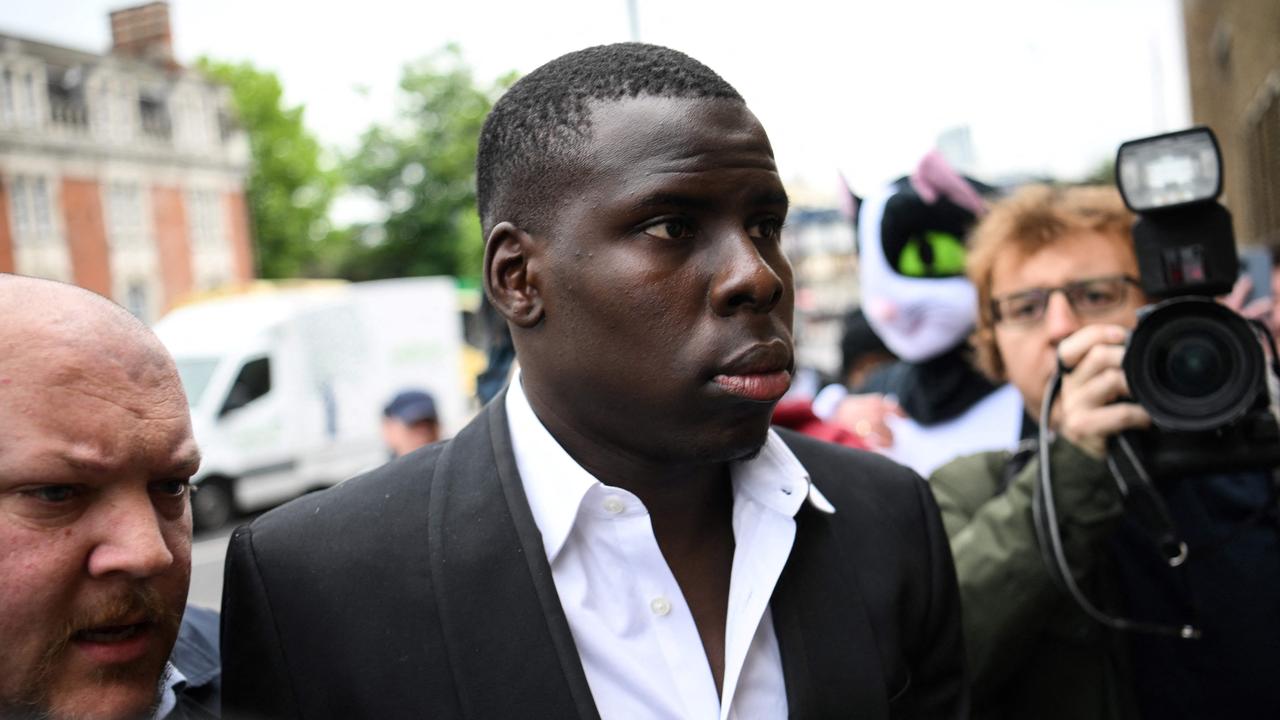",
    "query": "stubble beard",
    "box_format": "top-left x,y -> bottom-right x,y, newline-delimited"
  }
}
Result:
2,585 -> 180,720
